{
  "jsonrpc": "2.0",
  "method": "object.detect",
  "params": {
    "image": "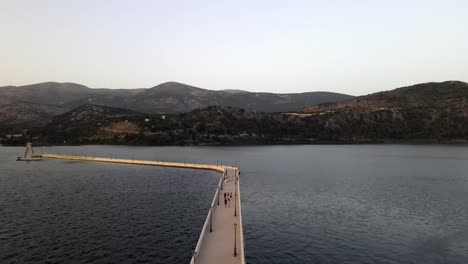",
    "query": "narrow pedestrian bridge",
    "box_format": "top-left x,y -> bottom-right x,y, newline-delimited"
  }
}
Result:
34,153 -> 245,264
